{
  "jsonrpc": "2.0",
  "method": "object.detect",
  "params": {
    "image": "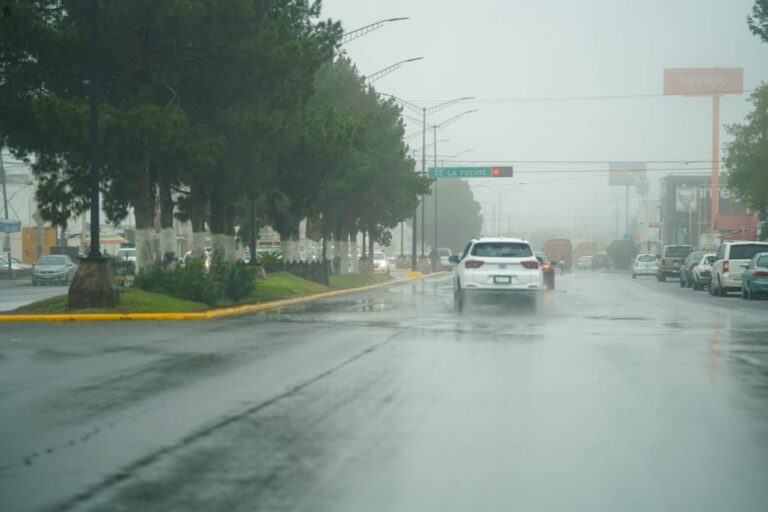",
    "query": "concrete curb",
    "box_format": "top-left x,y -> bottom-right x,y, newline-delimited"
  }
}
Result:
0,272 -> 449,323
